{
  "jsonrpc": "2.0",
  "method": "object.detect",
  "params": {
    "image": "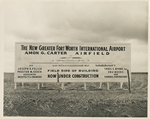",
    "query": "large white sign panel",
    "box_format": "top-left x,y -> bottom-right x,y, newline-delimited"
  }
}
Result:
15,43 -> 131,83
